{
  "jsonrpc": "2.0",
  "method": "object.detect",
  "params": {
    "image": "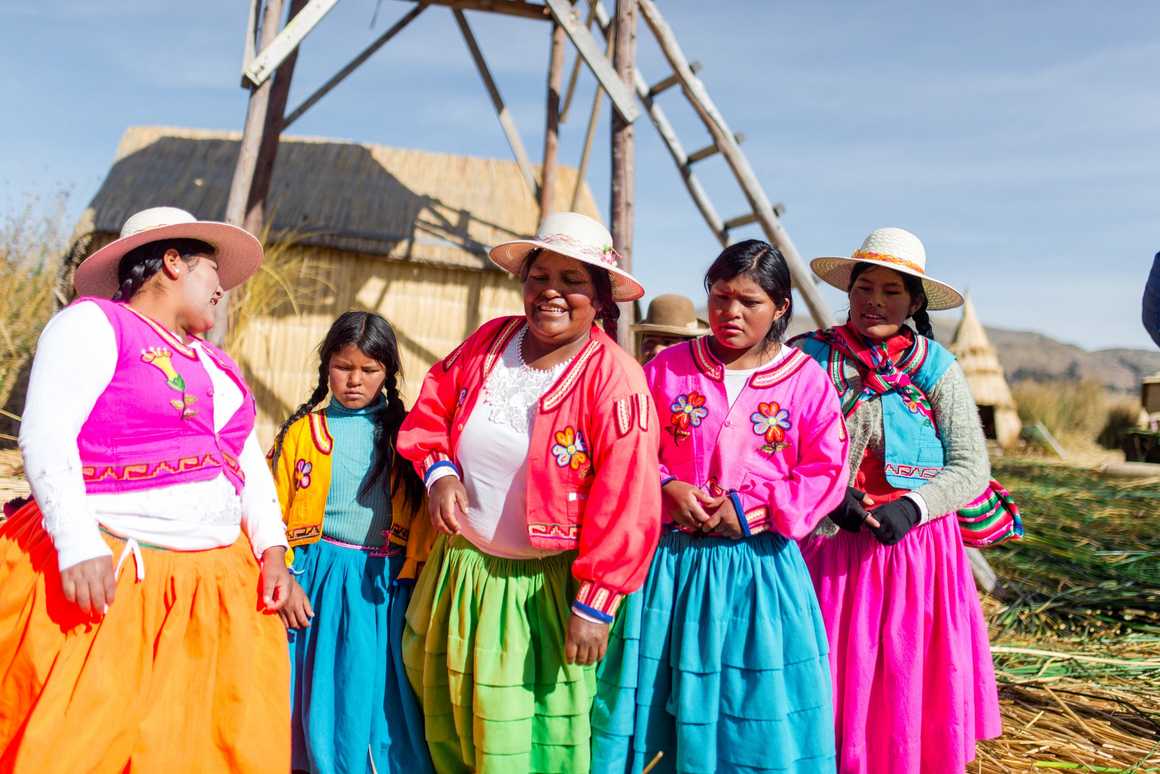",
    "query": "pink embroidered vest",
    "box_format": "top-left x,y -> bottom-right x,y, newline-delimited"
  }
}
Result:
75,297 -> 255,495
